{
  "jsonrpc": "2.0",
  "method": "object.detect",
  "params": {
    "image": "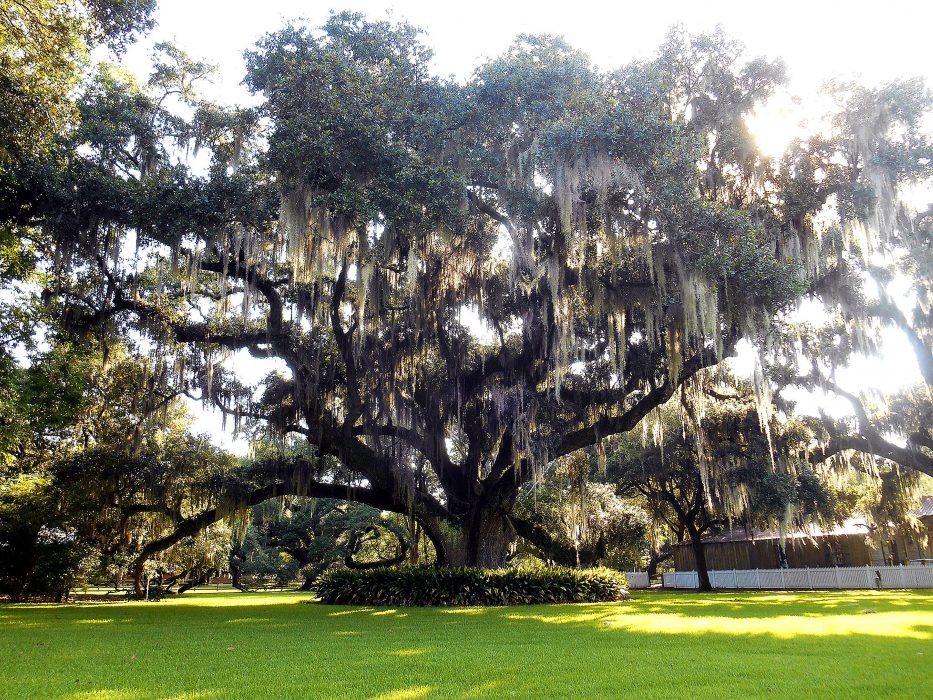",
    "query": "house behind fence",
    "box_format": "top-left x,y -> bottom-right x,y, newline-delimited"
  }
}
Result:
673,502 -> 933,572
649,498 -> 933,590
